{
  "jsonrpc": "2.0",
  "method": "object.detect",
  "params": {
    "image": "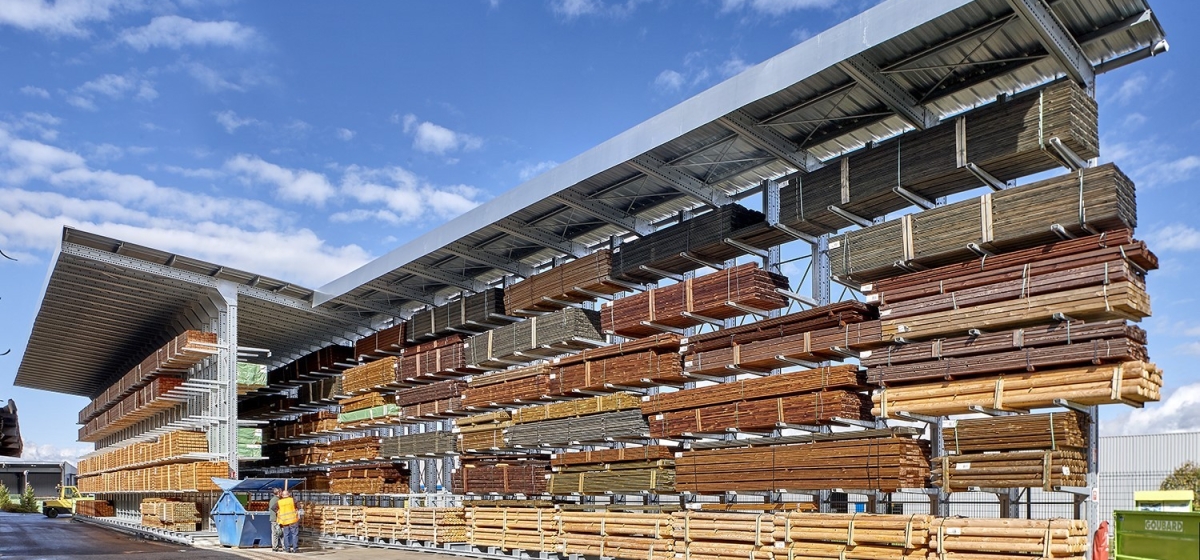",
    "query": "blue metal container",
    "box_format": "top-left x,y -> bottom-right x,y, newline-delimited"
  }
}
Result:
210,478 -> 303,548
